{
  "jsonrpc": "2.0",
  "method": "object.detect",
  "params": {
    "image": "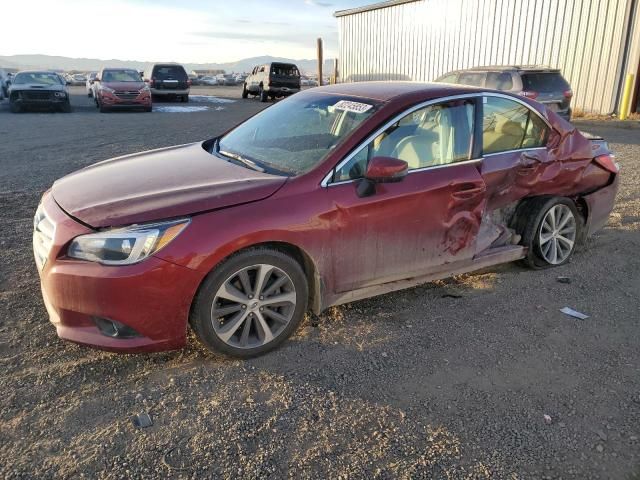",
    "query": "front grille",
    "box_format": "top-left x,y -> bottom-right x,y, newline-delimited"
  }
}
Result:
33,205 -> 55,271
22,91 -> 53,101
114,91 -> 140,100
